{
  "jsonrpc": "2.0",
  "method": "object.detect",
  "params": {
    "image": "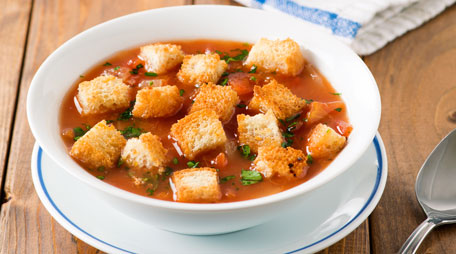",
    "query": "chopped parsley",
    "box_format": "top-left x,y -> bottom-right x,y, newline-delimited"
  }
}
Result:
97,166 -> 105,172
219,78 -> 228,86
164,166 -> 173,176
149,81 -> 154,86
249,76 -> 256,81
145,72 -> 158,77
236,103 -> 247,108
187,161 -> 199,168
73,125 -> 91,141
217,49 -> 249,63
220,175 -> 235,183
248,65 -> 257,73
335,108 -> 342,112
179,89 -> 185,96
241,170 -> 262,185
118,101 -> 135,120
117,158 -> 124,168
280,114 -> 301,148
114,66 -> 120,71
331,92 -> 341,95
129,63 -> 144,75
120,126 -> 143,138
305,99 -> 314,104
172,157 -> 179,165
79,75 -> 84,78
281,139 -> 293,148
285,113 -> 301,122
97,176 -> 105,180
146,188 -> 155,196
238,145 -> 256,161
307,154 -> 313,164
105,120 -> 114,124
221,71 -> 229,77
103,62 -> 112,66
